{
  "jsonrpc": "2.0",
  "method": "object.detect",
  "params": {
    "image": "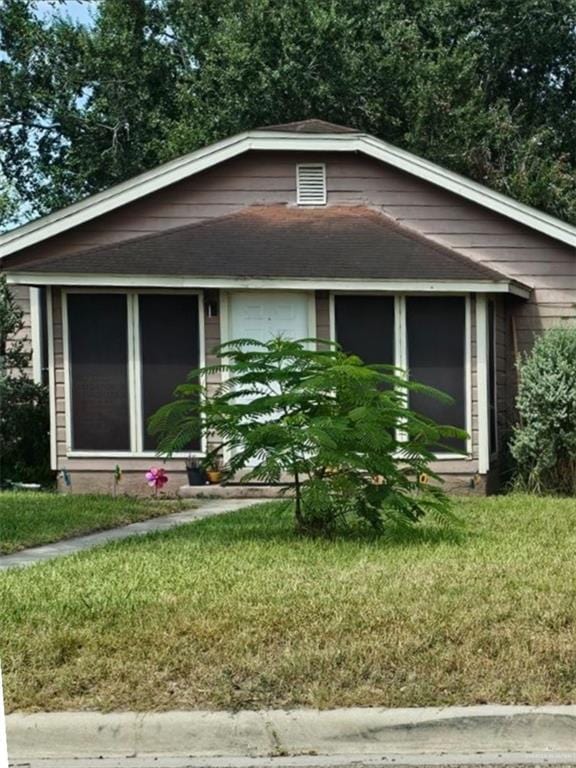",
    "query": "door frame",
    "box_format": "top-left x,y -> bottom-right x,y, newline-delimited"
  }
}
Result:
218,289 -> 317,469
